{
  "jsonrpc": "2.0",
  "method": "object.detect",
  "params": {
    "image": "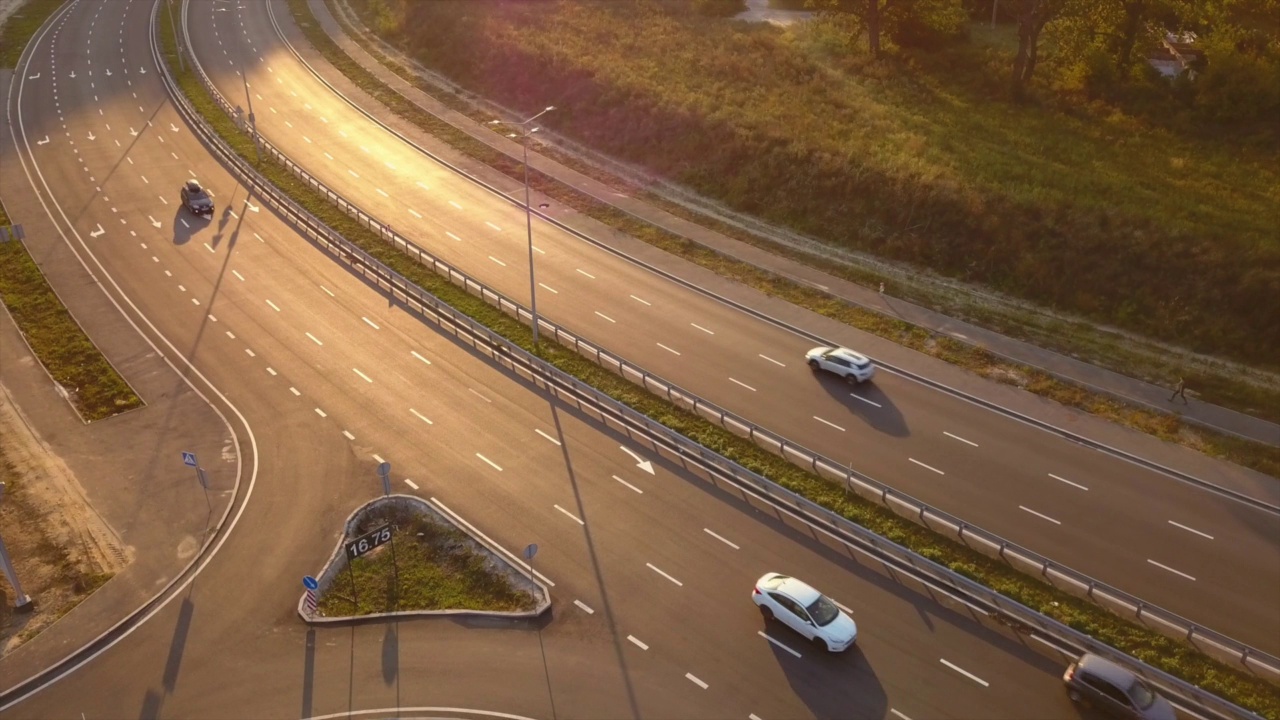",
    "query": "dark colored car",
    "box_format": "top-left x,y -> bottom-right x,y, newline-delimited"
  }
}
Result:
180,180 -> 213,217
1064,653 -> 1176,720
